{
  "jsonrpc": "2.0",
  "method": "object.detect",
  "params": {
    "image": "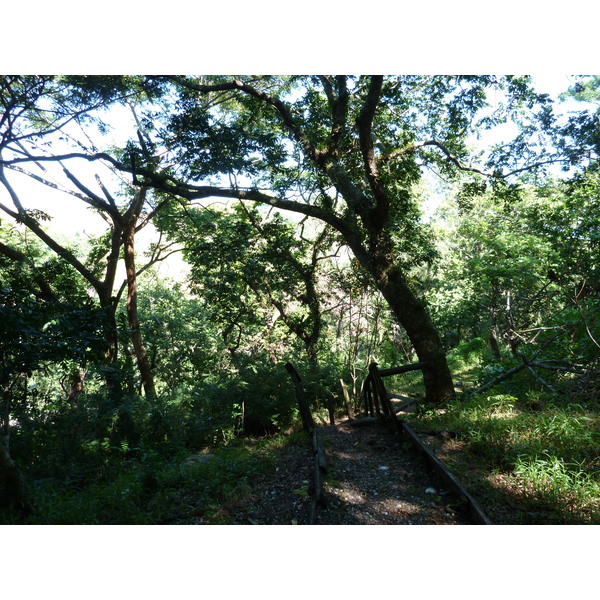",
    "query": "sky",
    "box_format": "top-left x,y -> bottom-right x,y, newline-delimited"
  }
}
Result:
3,74 -> 587,234
0,73 -> 591,283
